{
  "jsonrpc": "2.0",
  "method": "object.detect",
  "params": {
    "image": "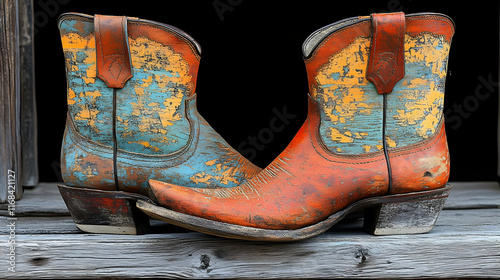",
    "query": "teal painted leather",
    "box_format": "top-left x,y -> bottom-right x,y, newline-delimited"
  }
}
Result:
59,13 -> 260,196
311,22 -> 451,155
